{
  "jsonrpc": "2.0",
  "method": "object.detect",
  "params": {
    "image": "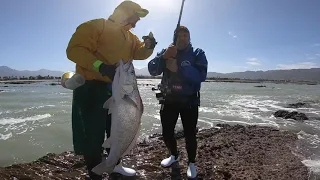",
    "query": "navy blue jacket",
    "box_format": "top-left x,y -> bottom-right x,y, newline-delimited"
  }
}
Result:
148,44 -> 208,104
